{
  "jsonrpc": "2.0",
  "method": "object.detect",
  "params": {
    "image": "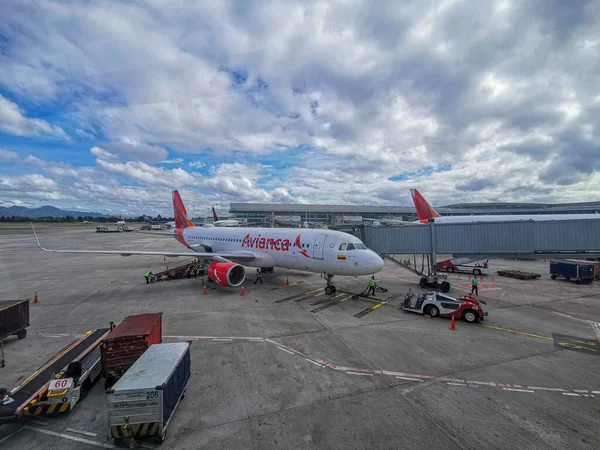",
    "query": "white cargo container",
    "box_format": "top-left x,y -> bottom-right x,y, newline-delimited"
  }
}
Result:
107,342 -> 191,446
